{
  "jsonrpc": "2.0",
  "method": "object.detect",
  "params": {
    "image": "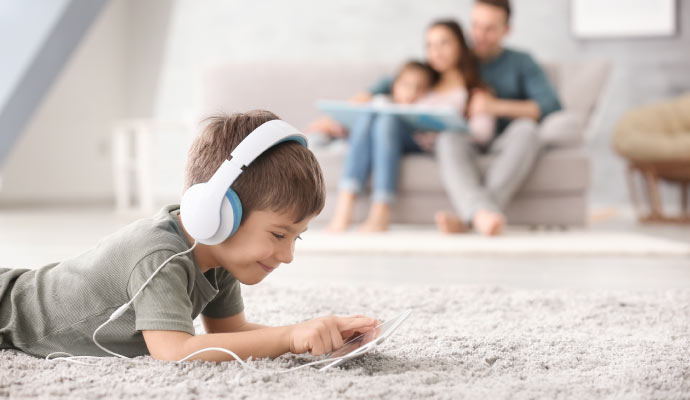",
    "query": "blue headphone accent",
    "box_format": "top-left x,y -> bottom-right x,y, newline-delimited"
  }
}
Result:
225,188 -> 243,237
180,120 -> 309,246
277,136 -> 307,147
